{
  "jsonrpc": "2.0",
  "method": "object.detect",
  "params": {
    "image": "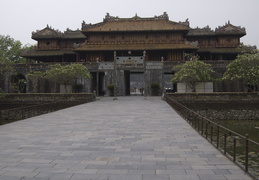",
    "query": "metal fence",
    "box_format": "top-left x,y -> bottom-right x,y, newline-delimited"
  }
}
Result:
165,96 -> 259,180
0,101 -> 87,125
